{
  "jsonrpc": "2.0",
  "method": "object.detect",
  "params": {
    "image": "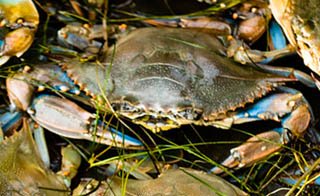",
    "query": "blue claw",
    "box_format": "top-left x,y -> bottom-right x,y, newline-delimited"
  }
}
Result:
211,88 -> 312,174
233,89 -> 312,137
233,93 -> 296,130
30,94 -> 143,148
